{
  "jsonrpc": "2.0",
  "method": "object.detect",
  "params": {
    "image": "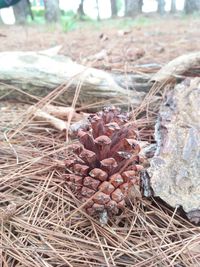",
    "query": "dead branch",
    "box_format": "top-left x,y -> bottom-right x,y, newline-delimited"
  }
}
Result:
32,108 -> 68,131
29,104 -> 89,132
152,52 -> 200,83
